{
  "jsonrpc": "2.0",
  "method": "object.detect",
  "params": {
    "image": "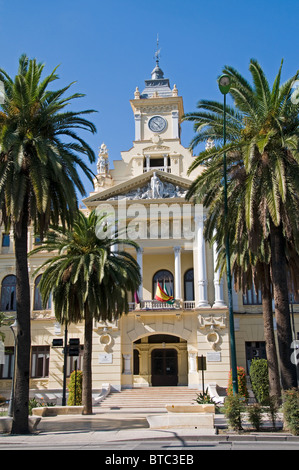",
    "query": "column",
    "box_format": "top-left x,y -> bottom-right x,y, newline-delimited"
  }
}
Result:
145,155 -> 150,172
163,154 -> 168,172
111,222 -> 118,252
172,110 -> 179,139
174,246 -> 181,300
212,232 -> 226,308
188,352 -> 197,373
137,247 -> 143,300
134,113 -> 141,141
9,231 -> 14,254
195,216 -> 209,307
123,354 -> 131,375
